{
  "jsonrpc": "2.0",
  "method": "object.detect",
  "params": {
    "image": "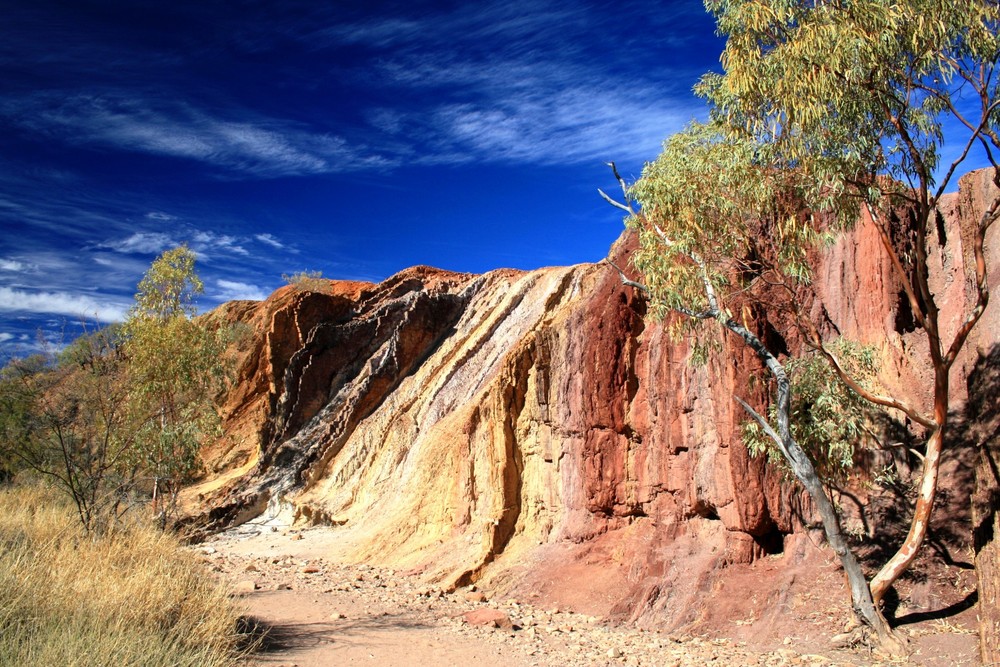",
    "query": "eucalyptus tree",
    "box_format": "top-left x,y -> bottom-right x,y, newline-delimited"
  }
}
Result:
121,245 -> 224,527
701,0 -> 1000,609
606,0 -> 999,652
0,328 -> 141,533
604,132 -> 903,647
